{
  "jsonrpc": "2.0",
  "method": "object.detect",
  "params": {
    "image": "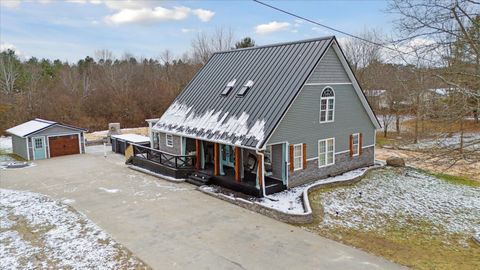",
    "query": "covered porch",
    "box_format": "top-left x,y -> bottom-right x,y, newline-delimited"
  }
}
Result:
185,138 -> 287,197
